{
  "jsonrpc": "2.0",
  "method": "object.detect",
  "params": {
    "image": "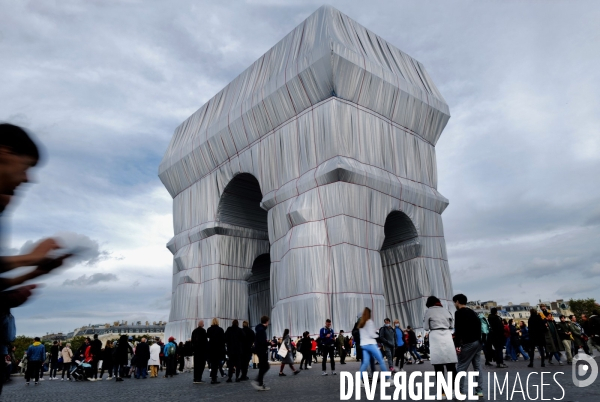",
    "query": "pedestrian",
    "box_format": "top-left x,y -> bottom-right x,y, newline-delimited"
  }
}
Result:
556,315 -> 574,364
478,313 -> 494,366
406,326 -> 424,364
270,336 -> 278,361
337,330 -> 347,364
191,320 -> 208,383
49,341 -> 60,380
99,340 -> 114,380
148,340 -> 160,378
357,307 -> 388,387
25,337 -> 45,385
378,318 -> 396,372
310,338 -> 317,364
206,318 -> 225,384
163,336 -> 178,378
319,319 -> 336,376
251,315 -> 271,391
134,337 -> 150,379
299,331 -> 312,369
544,313 -> 564,365
224,319 -> 245,383
90,334 -> 102,381
240,320 -> 255,381
59,343 -> 73,381
392,320 -> 406,370
424,296 -> 457,399
587,310 -> 600,353
569,315 -> 590,355
453,294 -> 484,399
527,309 -> 546,367
278,329 -> 300,376
508,319 -> 529,361
114,334 -> 132,381
487,308 -> 508,368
